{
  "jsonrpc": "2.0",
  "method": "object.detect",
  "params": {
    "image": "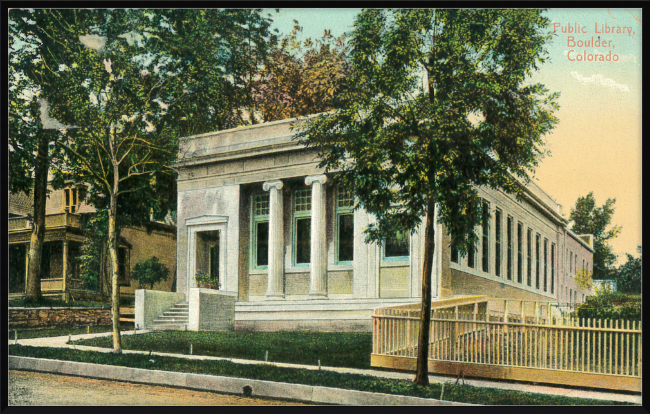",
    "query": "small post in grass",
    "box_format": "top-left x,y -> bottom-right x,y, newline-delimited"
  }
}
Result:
14,330 -> 18,345
68,335 -> 71,344
440,383 -> 445,401
265,350 -> 268,362
190,343 -> 193,355
87,325 -> 90,334
318,360 -> 321,370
